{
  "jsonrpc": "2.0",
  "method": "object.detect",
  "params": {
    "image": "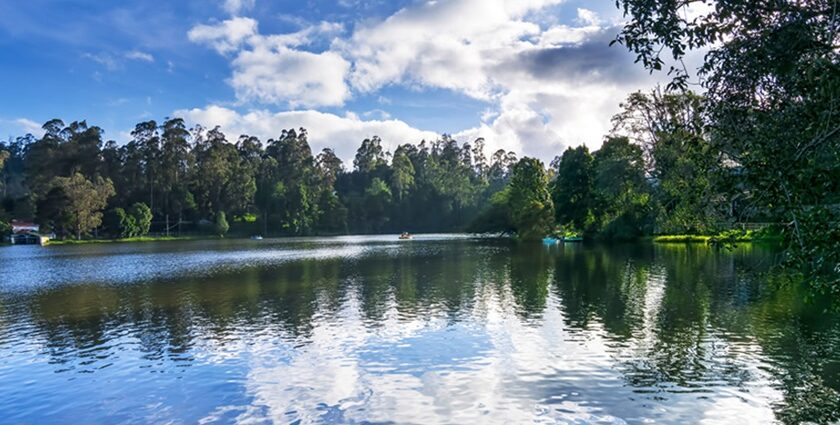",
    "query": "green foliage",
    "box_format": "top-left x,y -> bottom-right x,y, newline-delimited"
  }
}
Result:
508,158 -> 554,241
615,0 -> 840,297
550,146 -> 594,231
653,235 -> 711,244
353,136 -> 387,173
613,90 -> 725,234
214,211 -> 229,237
0,219 -> 10,240
104,207 -> 136,238
467,187 -> 514,235
130,202 -> 152,236
49,173 -> 115,240
591,136 -> 652,239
